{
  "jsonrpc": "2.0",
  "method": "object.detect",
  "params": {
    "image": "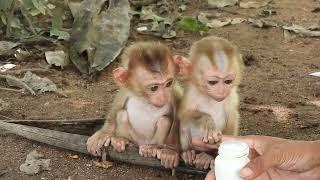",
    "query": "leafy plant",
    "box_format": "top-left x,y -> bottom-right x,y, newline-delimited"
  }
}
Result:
177,16 -> 209,32
0,0 -> 69,40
